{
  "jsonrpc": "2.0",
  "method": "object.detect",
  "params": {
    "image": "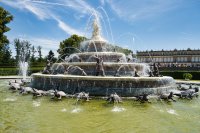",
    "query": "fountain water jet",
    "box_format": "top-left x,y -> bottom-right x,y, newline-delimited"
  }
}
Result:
19,61 -> 28,80
18,41 -> 30,80
31,17 -> 176,97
